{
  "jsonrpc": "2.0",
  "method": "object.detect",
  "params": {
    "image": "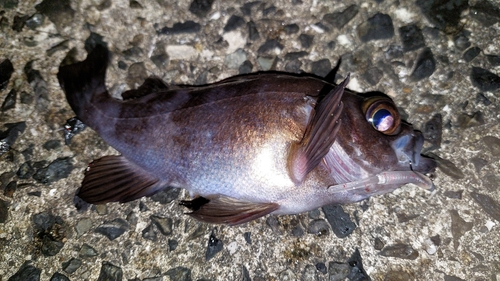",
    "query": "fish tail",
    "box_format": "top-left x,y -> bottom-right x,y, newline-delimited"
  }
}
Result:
57,45 -> 110,124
